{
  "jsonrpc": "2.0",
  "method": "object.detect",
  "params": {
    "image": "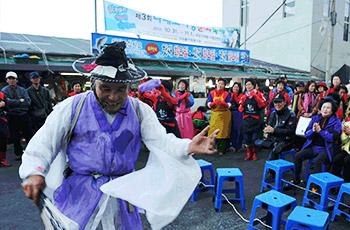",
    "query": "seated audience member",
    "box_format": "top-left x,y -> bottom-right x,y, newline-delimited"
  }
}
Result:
331,121 -> 350,183
255,93 -> 296,160
293,97 -> 341,185
192,106 -> 209,135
